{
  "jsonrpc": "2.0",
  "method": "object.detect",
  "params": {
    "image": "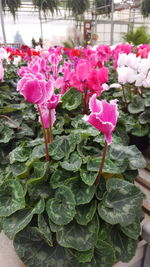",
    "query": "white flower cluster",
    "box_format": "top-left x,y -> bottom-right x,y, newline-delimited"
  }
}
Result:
117,53 -> 150,88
